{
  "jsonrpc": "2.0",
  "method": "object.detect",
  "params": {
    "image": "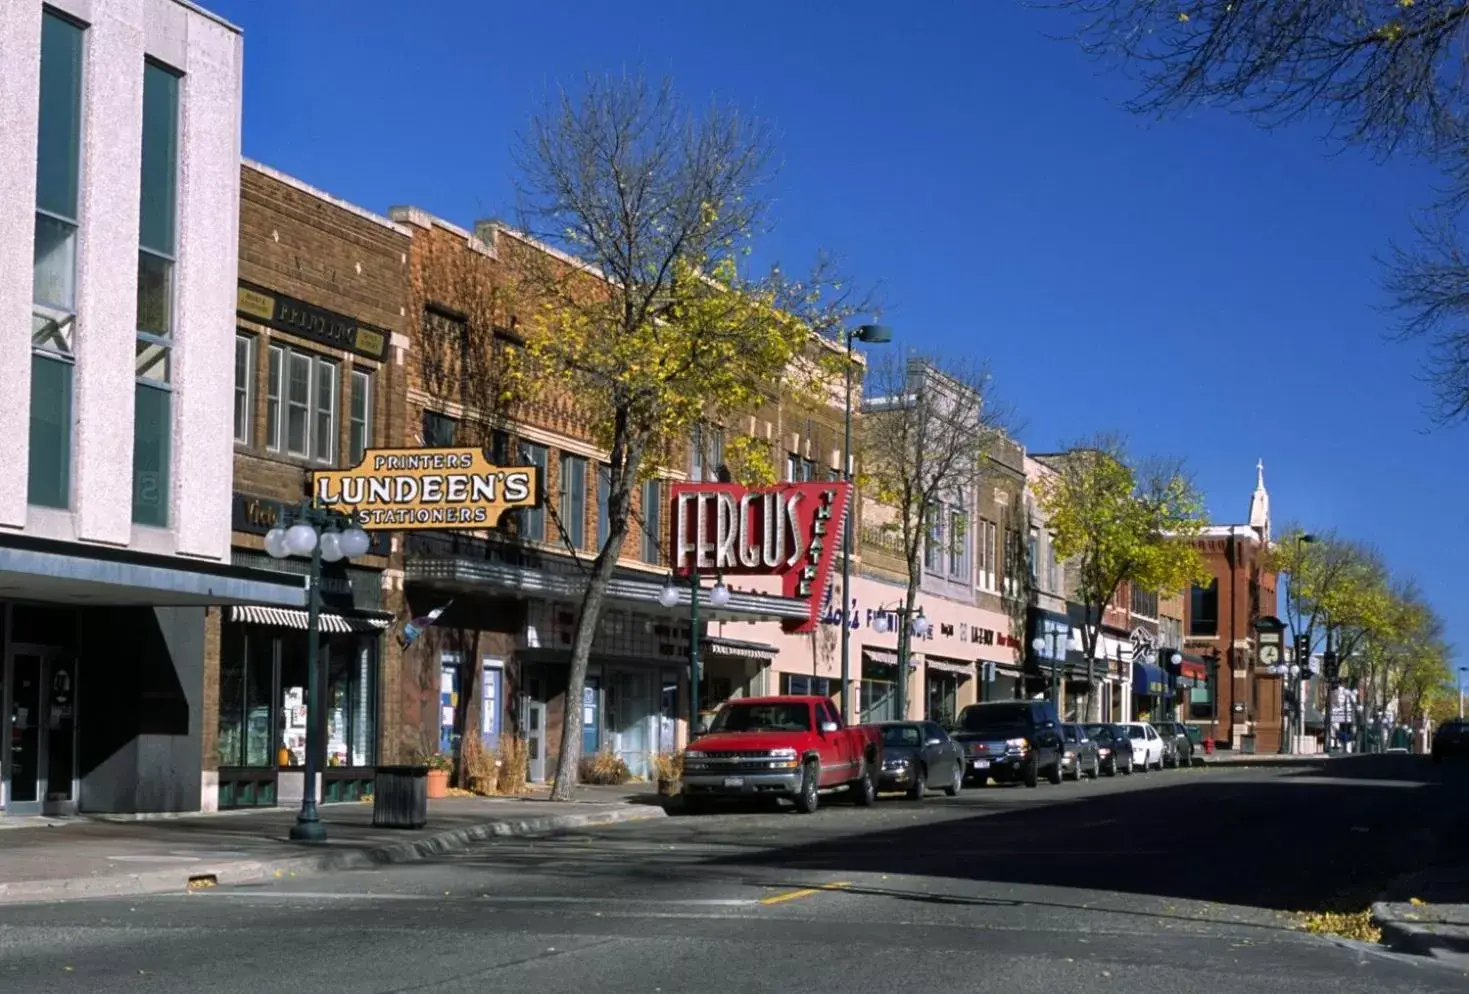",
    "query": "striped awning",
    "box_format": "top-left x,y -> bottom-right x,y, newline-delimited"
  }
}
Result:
924,657 -> 975,677
229,605 -> 392,633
